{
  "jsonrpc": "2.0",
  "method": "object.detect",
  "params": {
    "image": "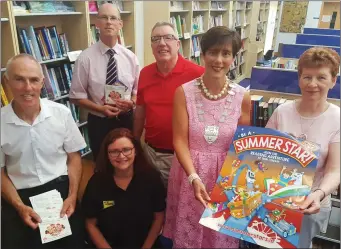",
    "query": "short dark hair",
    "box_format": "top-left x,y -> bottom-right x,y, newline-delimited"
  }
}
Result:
95,128 -> 153,174
200,26 -> 242,58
